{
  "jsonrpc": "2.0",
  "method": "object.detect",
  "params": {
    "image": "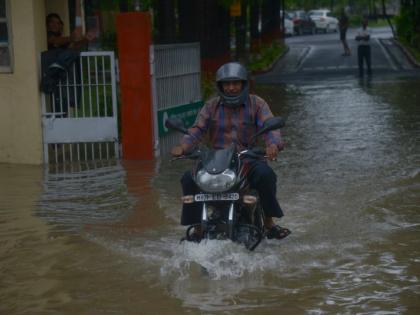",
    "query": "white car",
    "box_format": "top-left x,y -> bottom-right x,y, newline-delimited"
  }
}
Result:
283,18 -> 294,36
280,11 -> 294,36
308,9 -> 338,33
